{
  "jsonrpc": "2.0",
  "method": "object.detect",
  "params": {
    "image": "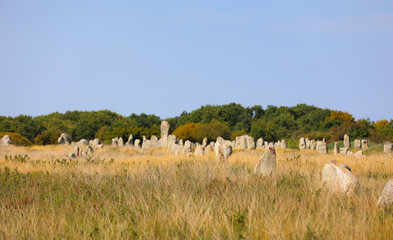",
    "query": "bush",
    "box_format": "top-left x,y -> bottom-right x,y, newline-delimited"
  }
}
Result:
0,132 -> 33,146
34,130 -> 61,145
173,120 -> 232,143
